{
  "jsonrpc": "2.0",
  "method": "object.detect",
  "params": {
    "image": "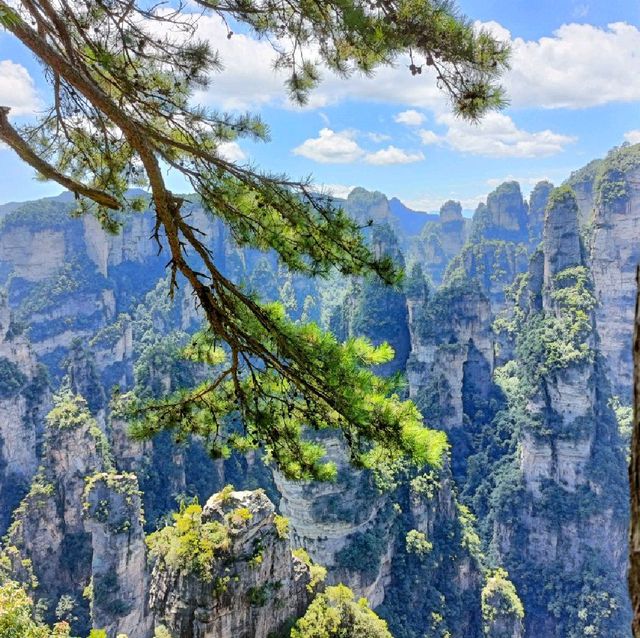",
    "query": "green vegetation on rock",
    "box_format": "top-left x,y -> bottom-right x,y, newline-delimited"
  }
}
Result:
290,584 -> 392,638
146,501 -> 230,582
